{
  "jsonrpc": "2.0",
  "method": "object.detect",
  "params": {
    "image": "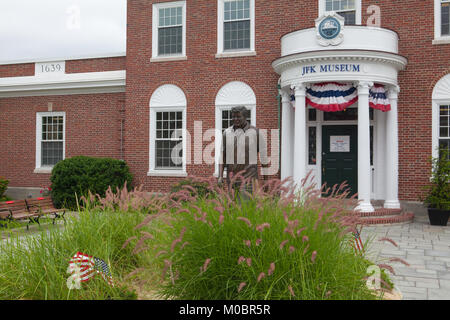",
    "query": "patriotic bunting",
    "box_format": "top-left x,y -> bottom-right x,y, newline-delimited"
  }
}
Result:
306,82 -> 358,112
290,82 -> 391,113
369,84 -> 391,112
